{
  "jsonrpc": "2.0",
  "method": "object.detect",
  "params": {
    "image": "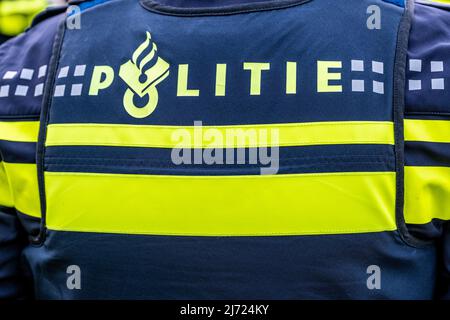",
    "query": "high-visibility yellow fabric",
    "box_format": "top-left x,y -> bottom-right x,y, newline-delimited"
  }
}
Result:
45,171 -> 397,236
0,0 -> 47,36
404,166 -> 450,224
431,0 -> 450,4
45,121 -> 395,148
0,162 -> 14,208
0,121 -> 40,216
3,162 -> 40,218
0,121 -> 40,142
404,119 -> 450,144
404,118 -> 450,225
